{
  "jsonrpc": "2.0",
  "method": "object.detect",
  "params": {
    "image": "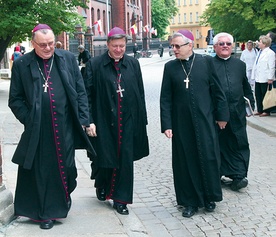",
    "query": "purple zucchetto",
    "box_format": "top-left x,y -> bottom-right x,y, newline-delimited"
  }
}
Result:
108,27 -> 126,37
178,29 -> 194,41
32,24 -> 52,33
